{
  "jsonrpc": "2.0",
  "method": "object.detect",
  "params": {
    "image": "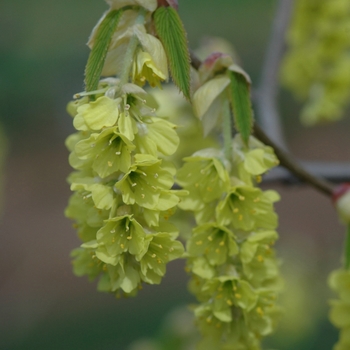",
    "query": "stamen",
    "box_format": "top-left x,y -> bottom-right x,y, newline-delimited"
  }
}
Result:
256,307 -> 264,316
257,255 -> 264,262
